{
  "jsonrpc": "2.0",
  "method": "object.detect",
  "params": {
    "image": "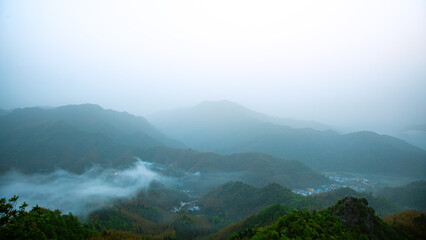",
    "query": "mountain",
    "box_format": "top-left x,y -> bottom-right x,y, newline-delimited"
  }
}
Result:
0,104 -> 328,190
148,100 -> 426,177
397,123 -> 426,150
206,203 -> 294,240
0,120 -> 132,173
0,104 -> 184,149
384,210 -> 426,240
133,147 -> 329,191
310,188 -> 402,217
233,130 -> 426,177
0,104 -> 186,173
209,186 -> 405,239
0,196 -> 97,239
149,100 -> 331,143
226,197 -> 415,240
404,124 -> 426,132
88,184 -> 216,240
87,182 -> 314,239
197,181 -> 317,222
375,180 -> 426,211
